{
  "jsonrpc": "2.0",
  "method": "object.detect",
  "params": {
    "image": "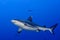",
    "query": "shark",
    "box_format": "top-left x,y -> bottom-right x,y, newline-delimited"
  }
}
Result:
11,16 -> 58,34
